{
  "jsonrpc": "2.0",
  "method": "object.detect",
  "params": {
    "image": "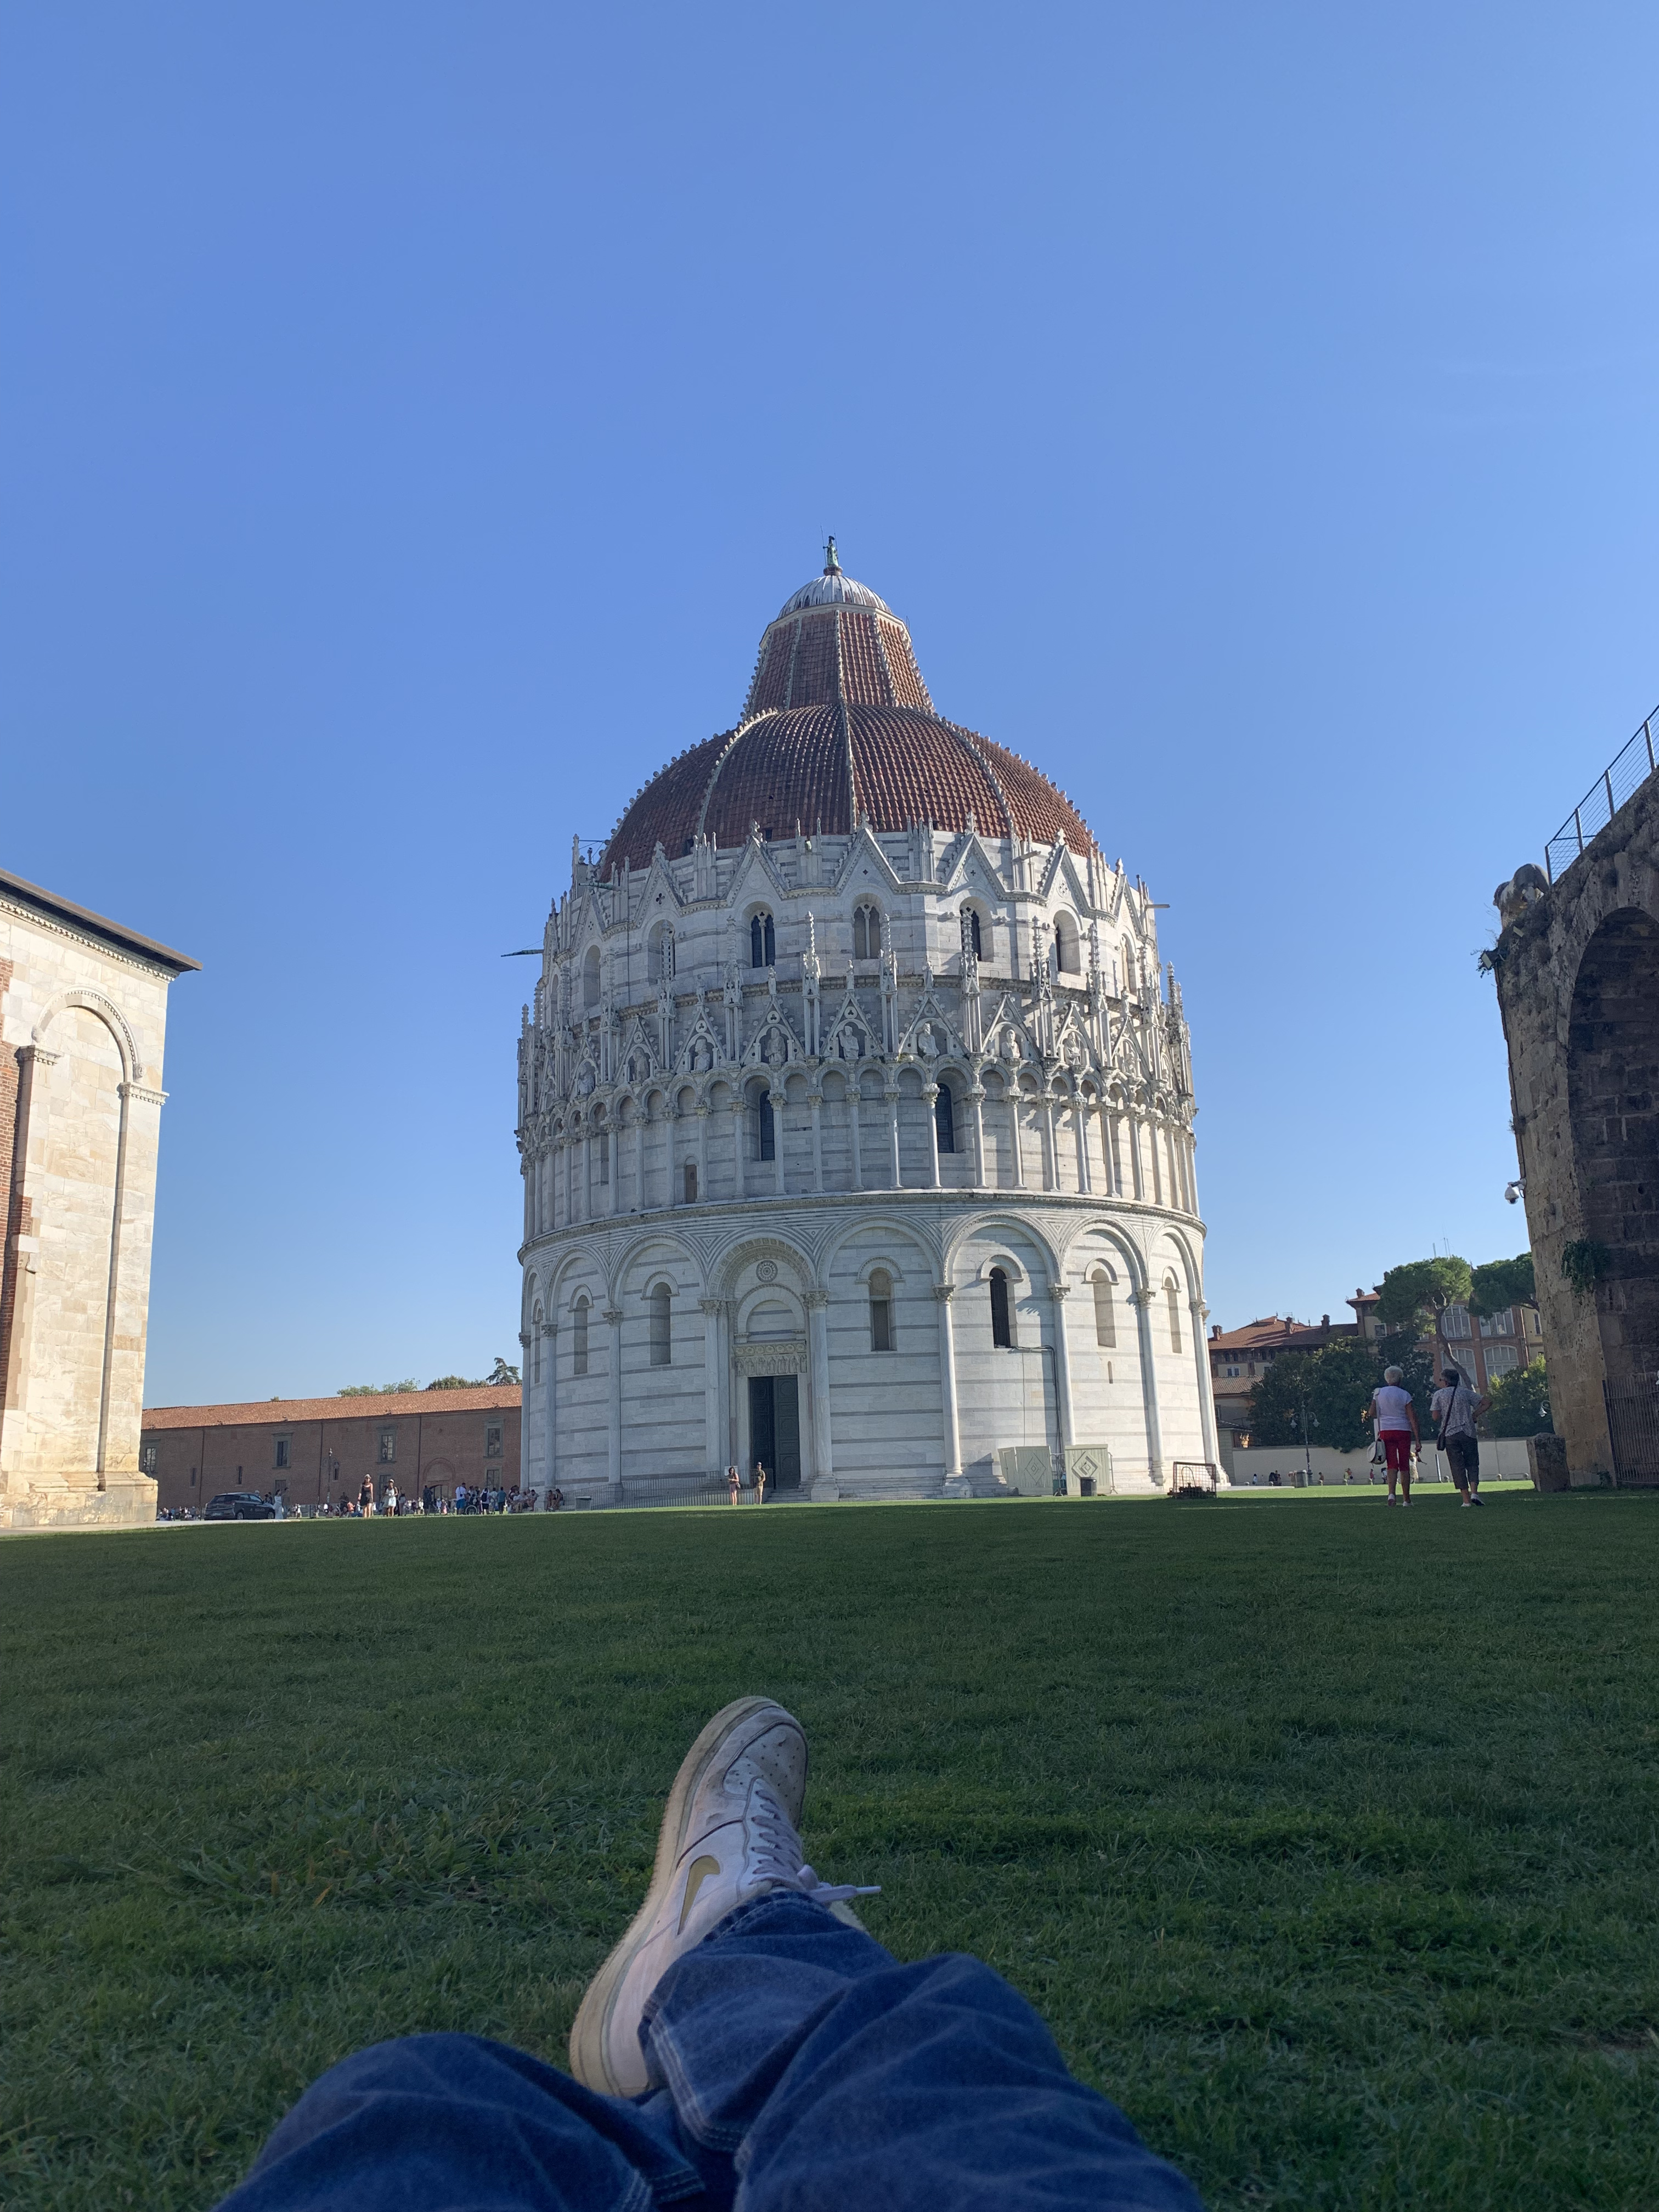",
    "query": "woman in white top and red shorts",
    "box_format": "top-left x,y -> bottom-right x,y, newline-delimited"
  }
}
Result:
1369,1365 -> 1420,1505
